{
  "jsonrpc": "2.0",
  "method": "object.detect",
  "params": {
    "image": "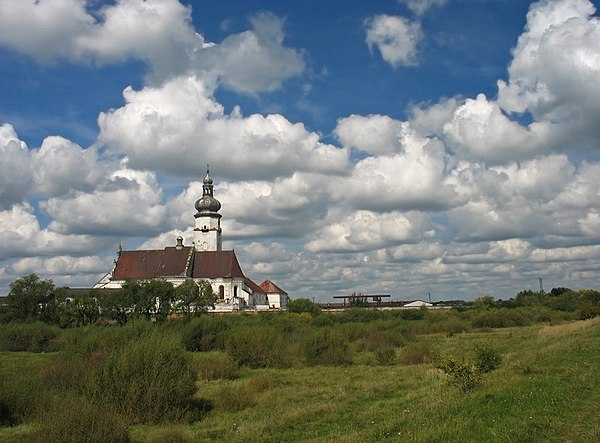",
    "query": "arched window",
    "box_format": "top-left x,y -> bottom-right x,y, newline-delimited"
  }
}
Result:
233,286 -> 238,297
219,285 -> 225,300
